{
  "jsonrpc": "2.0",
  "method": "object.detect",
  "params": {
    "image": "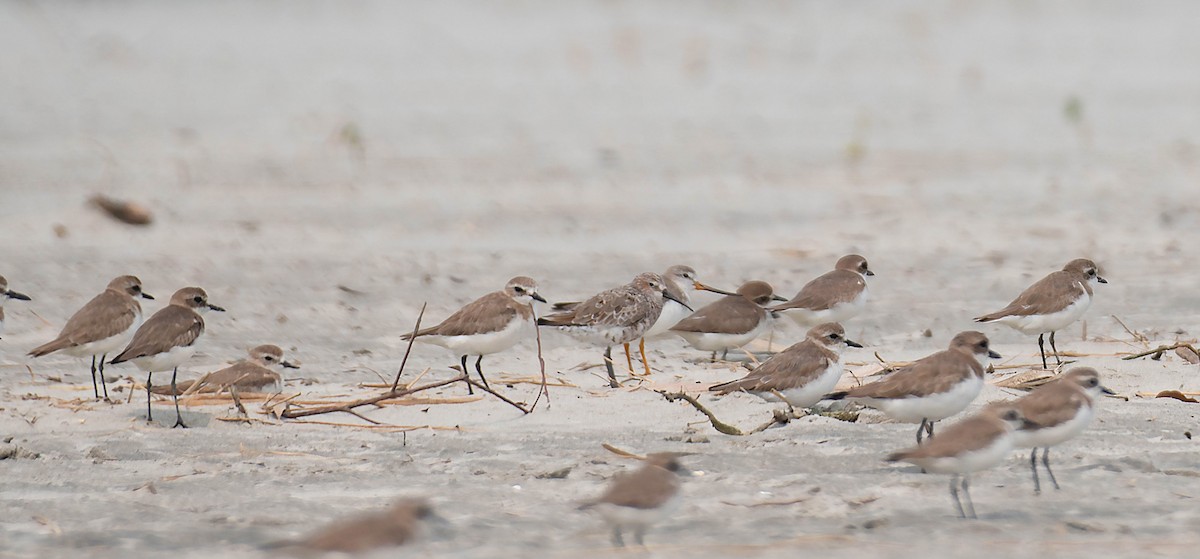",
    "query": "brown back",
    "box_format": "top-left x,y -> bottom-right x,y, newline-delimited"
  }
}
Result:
540,283 -> 654,328
976,269 -> 1092,320
300,498 -> 429,552
586,460 -> 681,510
772,269 -> 866,312
111,305 -> 204,362
406,290 -> 528,338
846,348 -> 982,399
888,412 -> 1008,460
710,339 -> 836,393
1013,376 -> 1091,429
670,295 -> 765,335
